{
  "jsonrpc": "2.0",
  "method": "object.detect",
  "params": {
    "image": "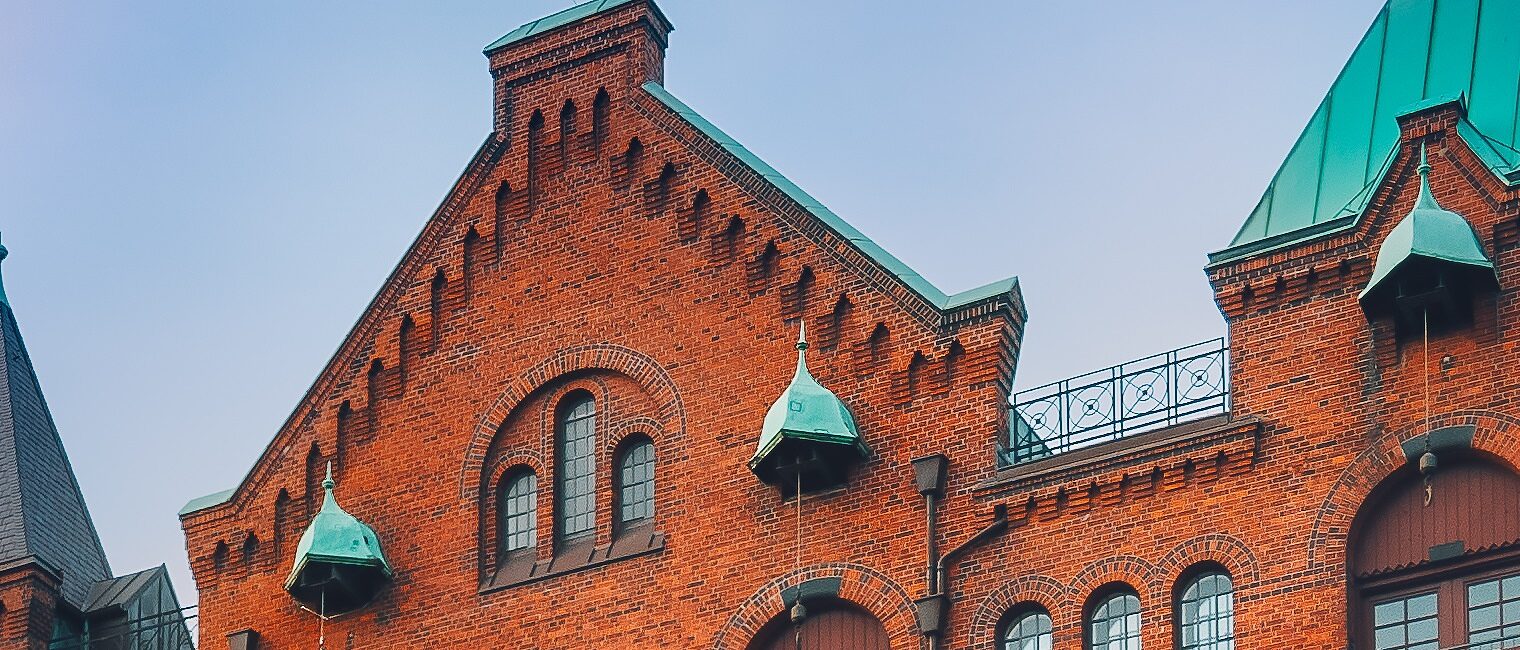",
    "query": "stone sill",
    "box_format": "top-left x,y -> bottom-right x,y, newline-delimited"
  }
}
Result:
480,527 -> 665,593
